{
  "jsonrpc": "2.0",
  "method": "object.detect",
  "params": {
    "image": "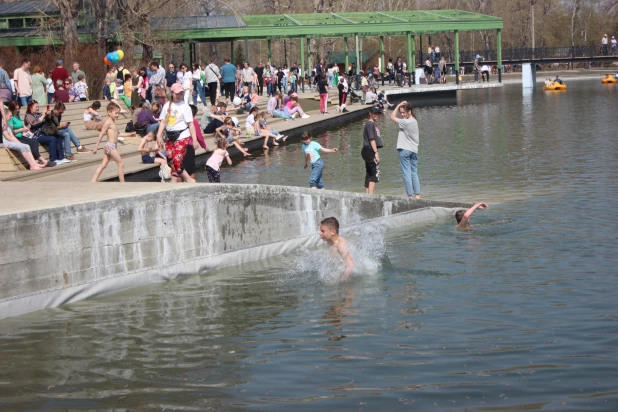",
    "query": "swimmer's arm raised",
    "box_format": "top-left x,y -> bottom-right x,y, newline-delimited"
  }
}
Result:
462,202 -> 488,224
